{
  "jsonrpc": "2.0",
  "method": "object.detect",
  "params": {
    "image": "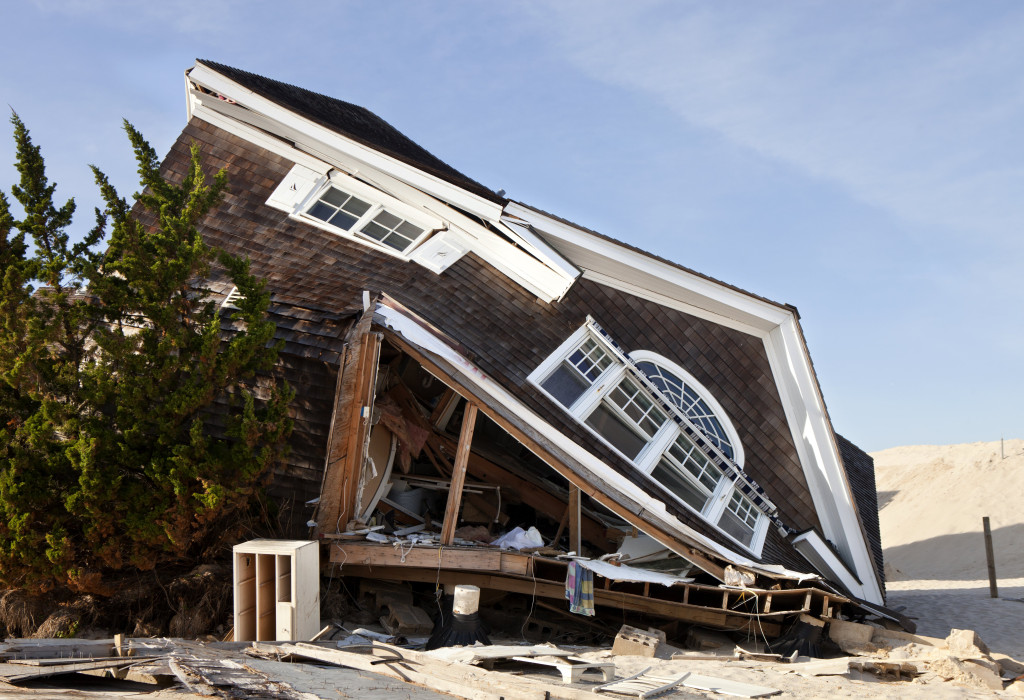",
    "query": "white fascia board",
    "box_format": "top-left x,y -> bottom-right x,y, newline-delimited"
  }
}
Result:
581,269 -> 770,337
187,63 -> 505,222
504,202 -> 793,331
191,89 -> 571,302
499,215 -> 581,281
375,300 -> 819,584
792,529 -> 872,601
765,319 -> 884,605
190,98 -> 329,174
